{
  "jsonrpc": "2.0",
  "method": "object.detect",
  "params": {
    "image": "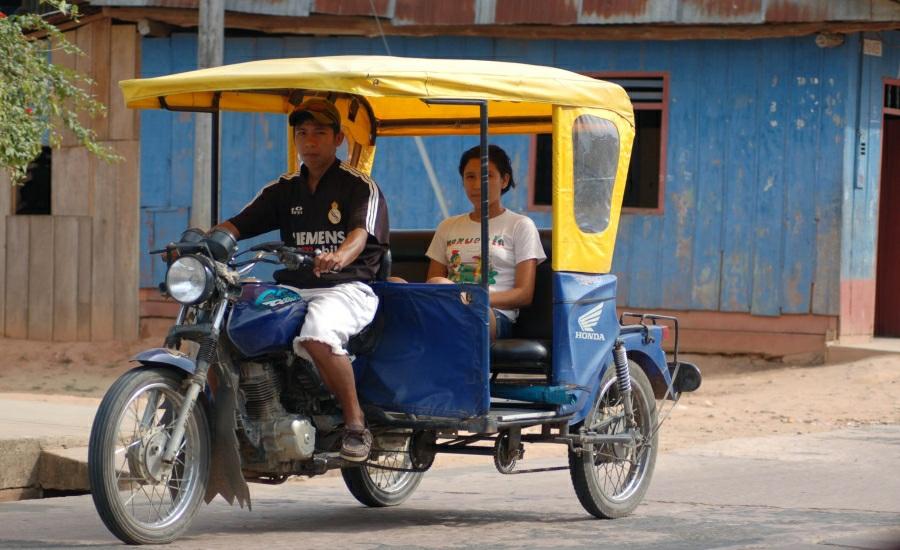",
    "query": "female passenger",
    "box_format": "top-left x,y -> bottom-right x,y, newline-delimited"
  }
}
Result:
425,145 -> 546,340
